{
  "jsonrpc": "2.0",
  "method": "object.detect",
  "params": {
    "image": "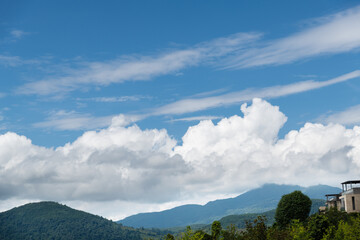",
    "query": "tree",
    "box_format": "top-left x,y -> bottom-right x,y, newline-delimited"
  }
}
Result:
275,191 -> 312,228
165,233 -> 175,240
181,226 -> 193,240
288,219 -> 309,240
211,221 -> 222,240
241,216 -> 267,240
307,214 -> 329,240
222,224 -> 242,240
